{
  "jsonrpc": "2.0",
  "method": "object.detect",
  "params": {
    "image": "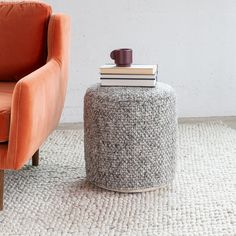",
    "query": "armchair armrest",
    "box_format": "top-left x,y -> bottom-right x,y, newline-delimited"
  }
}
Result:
6,59 -> 62,169
4,13 -> 70,170
1,13 -> 70,170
